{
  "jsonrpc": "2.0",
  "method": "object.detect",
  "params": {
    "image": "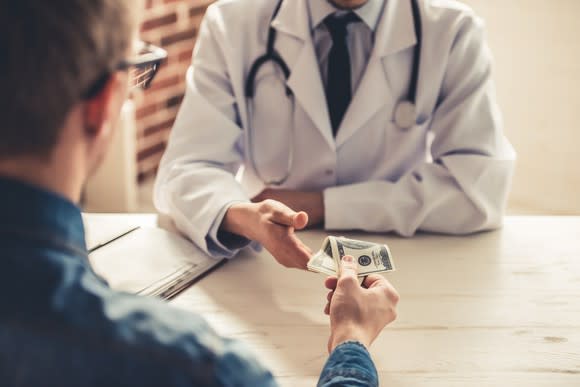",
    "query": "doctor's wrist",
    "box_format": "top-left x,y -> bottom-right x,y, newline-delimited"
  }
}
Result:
221,203 -> 257,240
305,191 -> 324,227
